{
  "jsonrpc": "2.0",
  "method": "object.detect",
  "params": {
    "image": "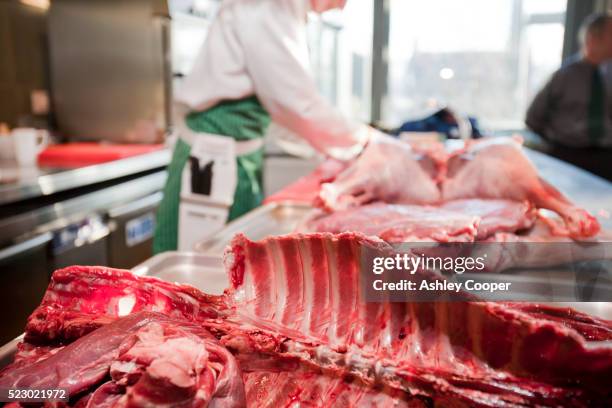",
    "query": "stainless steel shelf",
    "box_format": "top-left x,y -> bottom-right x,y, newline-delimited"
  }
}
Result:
0,171 -> 167,246
0,149 -> 171,206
